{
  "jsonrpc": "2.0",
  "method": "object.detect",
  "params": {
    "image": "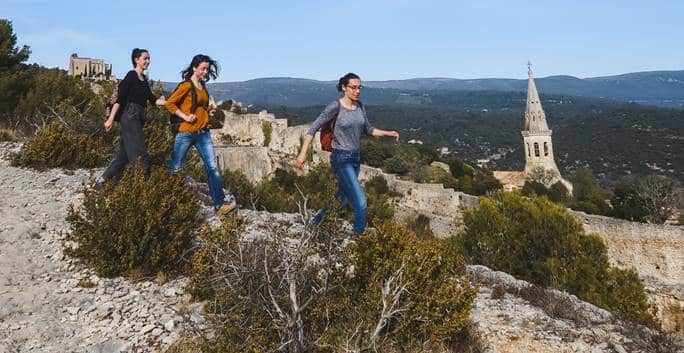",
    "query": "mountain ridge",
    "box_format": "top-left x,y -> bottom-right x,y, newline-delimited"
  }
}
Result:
163,69 -> 683,109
